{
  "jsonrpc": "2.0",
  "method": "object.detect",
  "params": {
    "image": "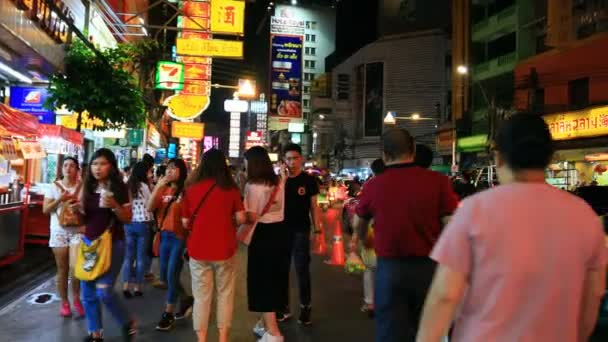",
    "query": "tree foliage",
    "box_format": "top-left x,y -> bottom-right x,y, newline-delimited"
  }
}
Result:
45,40 -> 148,131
